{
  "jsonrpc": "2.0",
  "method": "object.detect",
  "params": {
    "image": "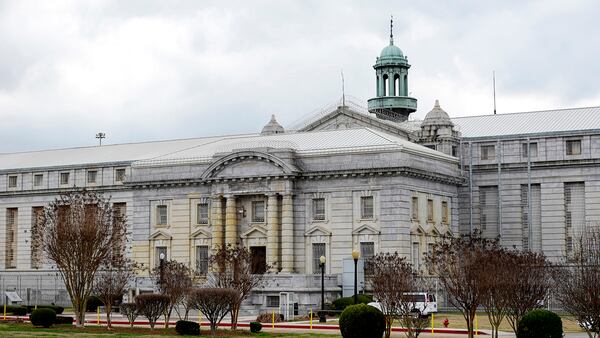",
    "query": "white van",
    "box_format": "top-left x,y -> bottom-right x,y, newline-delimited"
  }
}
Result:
368,292 -> 438,316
